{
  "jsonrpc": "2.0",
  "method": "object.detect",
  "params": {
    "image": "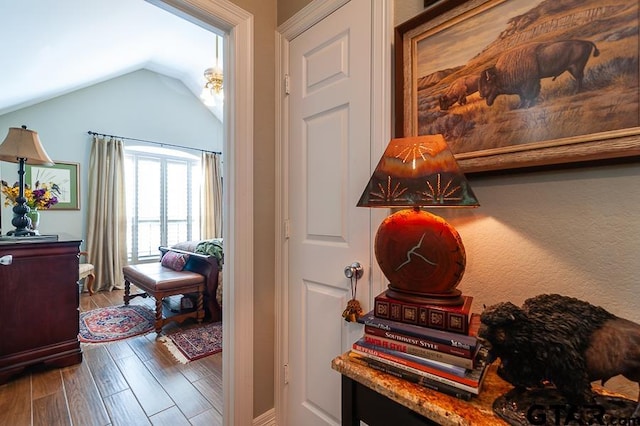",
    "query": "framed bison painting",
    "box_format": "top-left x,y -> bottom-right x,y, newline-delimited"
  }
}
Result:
395,0 -> 640,173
